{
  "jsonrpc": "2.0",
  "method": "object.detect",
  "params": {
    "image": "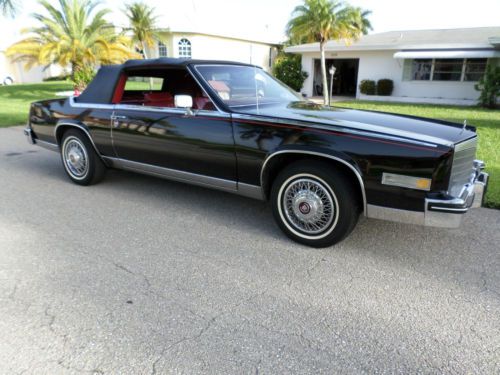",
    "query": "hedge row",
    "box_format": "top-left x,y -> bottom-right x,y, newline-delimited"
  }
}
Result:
359,79 -> 394,96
